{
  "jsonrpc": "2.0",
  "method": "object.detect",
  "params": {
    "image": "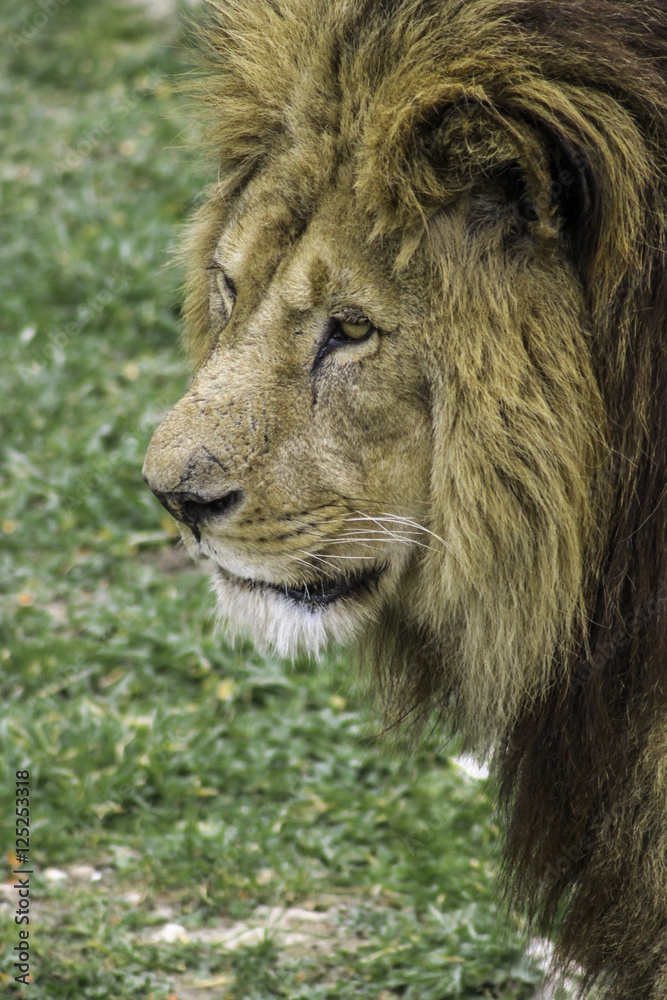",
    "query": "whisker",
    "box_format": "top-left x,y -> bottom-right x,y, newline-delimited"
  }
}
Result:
330,534 -> 433,551
285,554 -> 320,572
304,550 -> 384,560
349,512 -> 456,558
344,519 -> 422,547
289,551 -> 347,576
328,532 -> 414,544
